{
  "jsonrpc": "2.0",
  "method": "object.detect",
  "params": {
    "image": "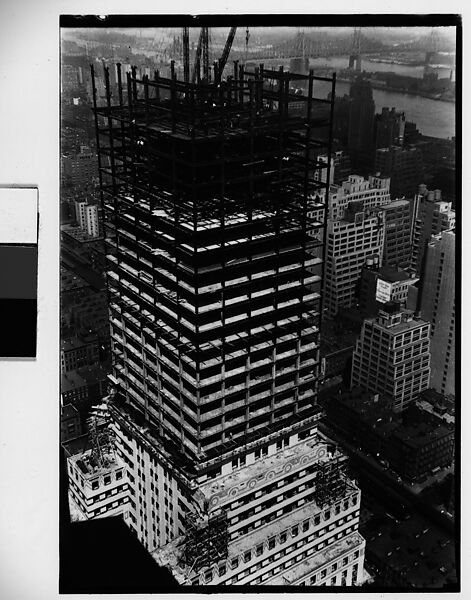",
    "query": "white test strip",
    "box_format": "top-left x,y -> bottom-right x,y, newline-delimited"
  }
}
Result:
0,187 -> 38,244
